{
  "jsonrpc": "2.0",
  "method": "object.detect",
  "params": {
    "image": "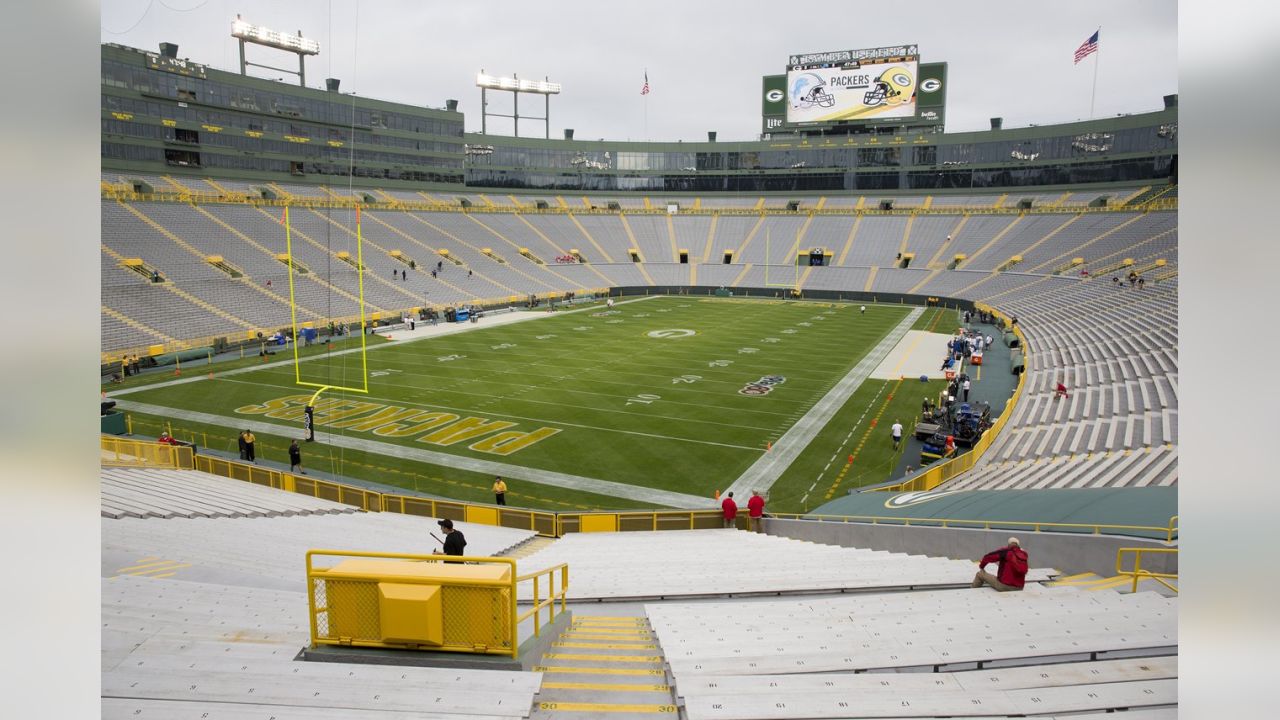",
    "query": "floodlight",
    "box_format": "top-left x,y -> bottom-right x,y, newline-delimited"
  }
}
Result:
232,17 -> 320,55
